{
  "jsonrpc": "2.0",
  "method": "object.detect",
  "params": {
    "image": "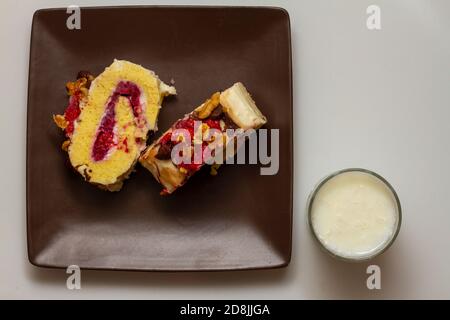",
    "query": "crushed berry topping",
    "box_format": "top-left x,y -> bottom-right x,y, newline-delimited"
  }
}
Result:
158,117 -> 222,174
160,132 -> 173,145
205,119 -> 221,130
